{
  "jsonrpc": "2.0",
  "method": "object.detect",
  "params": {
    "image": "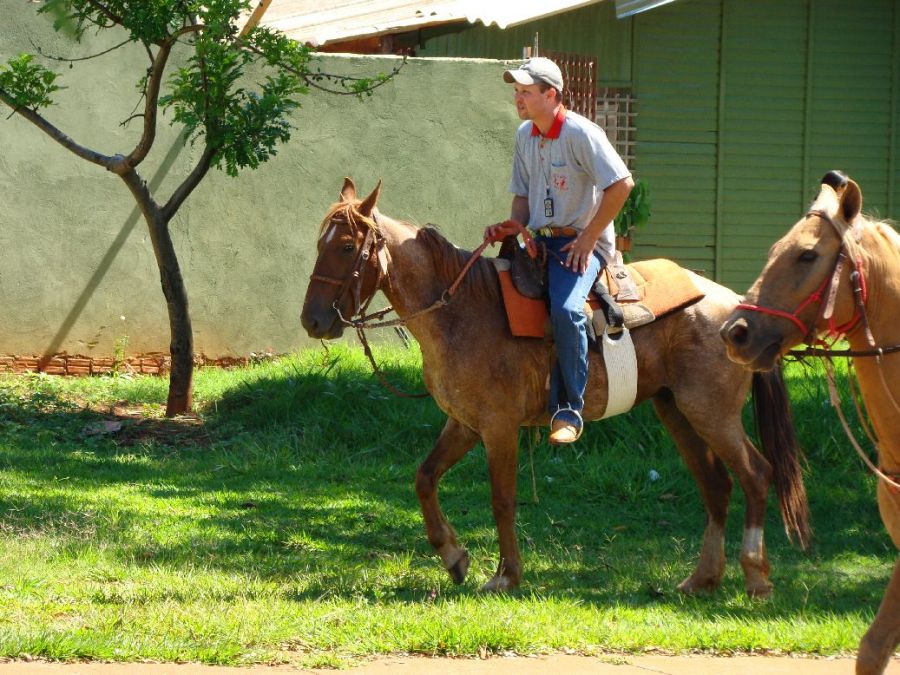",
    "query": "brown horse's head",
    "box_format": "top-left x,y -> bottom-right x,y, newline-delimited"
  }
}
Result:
721,171 -> 866,370
300,177 -> 385,339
